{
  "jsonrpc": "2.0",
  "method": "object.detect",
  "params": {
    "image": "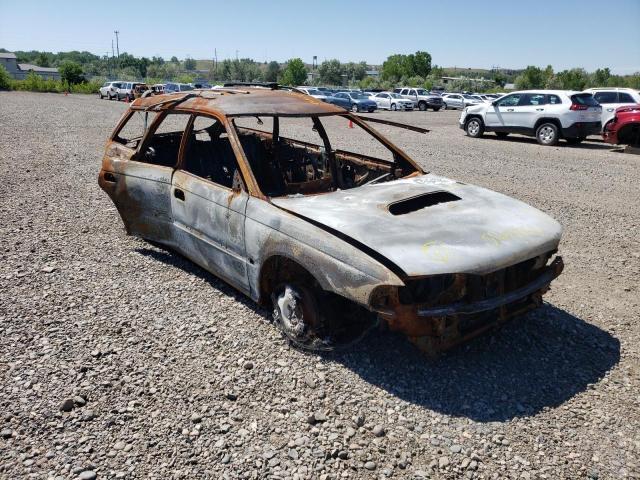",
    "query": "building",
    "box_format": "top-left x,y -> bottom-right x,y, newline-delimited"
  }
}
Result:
0,52 -> 61,81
